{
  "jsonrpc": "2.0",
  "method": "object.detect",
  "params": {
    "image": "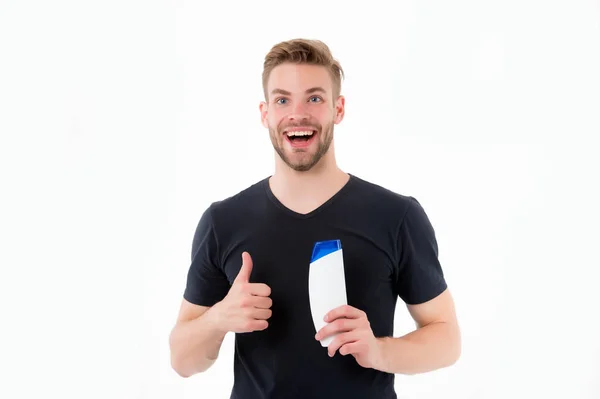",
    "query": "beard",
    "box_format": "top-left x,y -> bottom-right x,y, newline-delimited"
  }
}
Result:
269,119 -> 334,172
